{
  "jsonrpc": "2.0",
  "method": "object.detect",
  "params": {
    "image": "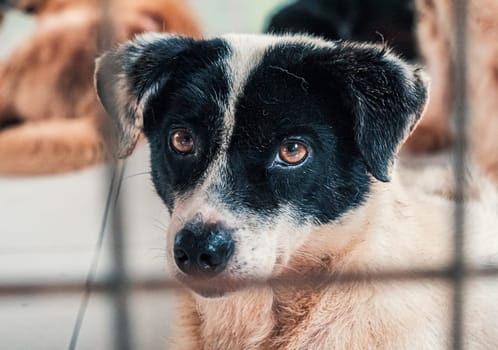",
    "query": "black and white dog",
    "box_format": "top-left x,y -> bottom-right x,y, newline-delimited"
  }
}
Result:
95,34 -> 498,349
